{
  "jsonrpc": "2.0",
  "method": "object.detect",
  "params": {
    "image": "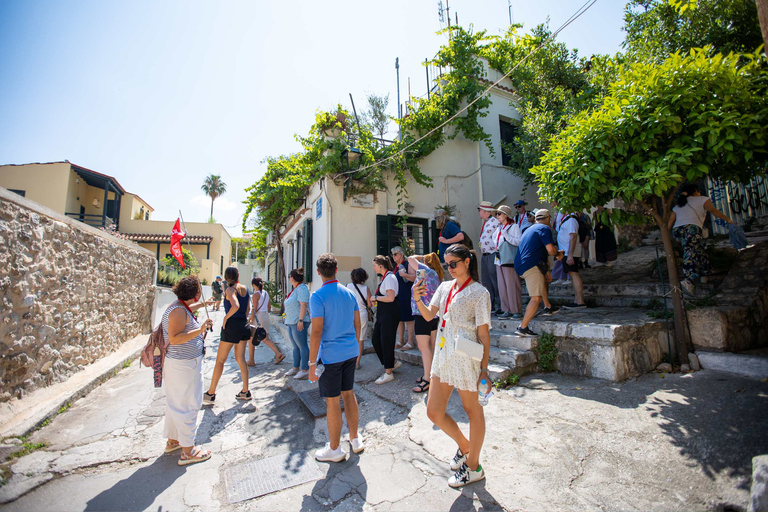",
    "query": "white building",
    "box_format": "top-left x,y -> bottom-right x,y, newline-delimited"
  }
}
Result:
267,59 -> 543,290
